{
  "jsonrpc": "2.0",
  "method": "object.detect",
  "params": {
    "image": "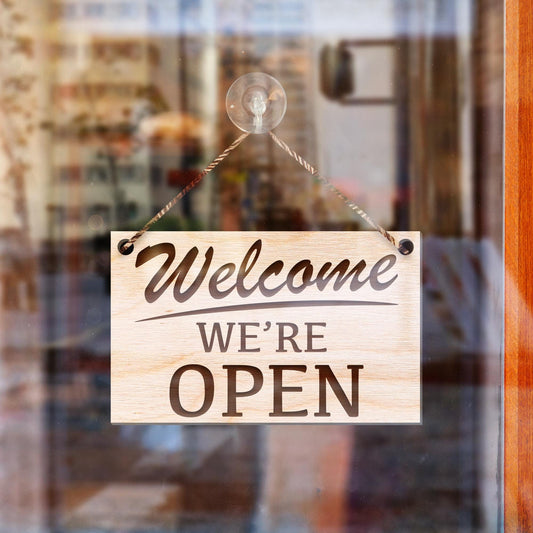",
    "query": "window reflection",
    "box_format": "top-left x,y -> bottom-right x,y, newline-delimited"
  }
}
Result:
1,0 -> 503,531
